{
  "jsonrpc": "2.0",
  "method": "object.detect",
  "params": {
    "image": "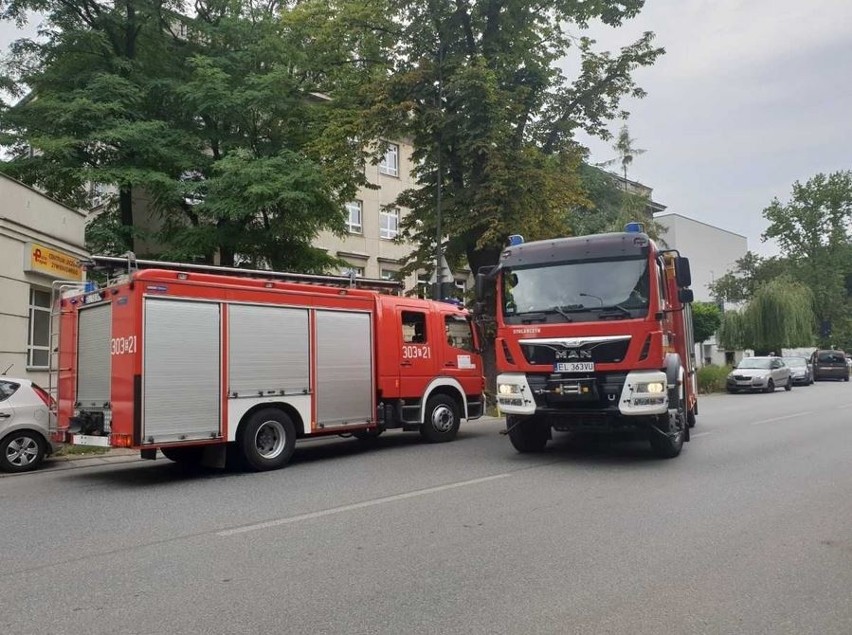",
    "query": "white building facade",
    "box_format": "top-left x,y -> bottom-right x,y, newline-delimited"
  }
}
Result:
0,174 -> 89,386
655,213 -> 748,366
